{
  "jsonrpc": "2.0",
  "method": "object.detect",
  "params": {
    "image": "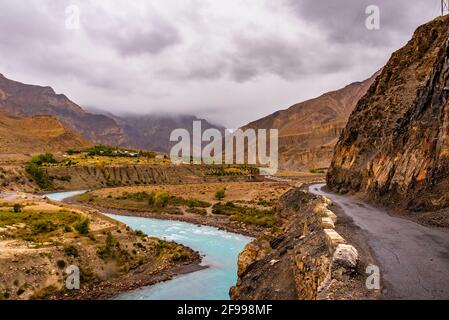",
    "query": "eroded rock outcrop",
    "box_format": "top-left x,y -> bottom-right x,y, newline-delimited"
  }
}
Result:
327,16 -> 449,211
43,164 -> 243,190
